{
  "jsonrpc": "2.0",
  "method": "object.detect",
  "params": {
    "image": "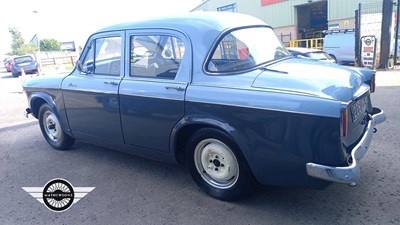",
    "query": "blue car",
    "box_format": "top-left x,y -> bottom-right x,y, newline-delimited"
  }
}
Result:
23,12 -> 385,200
11,55 -> 39,77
